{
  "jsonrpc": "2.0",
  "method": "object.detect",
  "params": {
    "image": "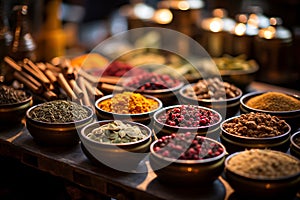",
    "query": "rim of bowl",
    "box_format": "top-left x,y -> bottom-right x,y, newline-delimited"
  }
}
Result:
291,131 -> 300,149
123,81 -> 185,94
218,61 -> 259,76
150,136 -> 227,164
240,91 -> 300,114
95,94 -> 163,116
225,150 -> 300,181
26,103 -> 94,125
153,104 -> 222,129
0,91 -> 32,107
220,115 -> 291,141
80,120 -> 152,146
179,83 -> 243,103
